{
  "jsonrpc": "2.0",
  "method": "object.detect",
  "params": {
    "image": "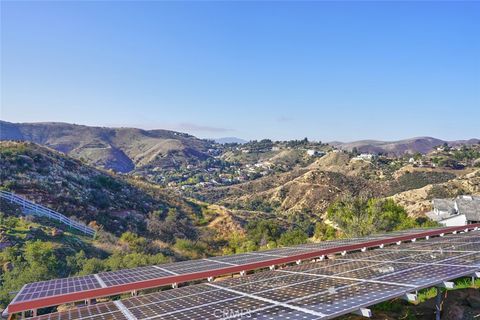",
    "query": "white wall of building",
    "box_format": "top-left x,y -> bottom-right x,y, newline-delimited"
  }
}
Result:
438,214 -> 468,227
